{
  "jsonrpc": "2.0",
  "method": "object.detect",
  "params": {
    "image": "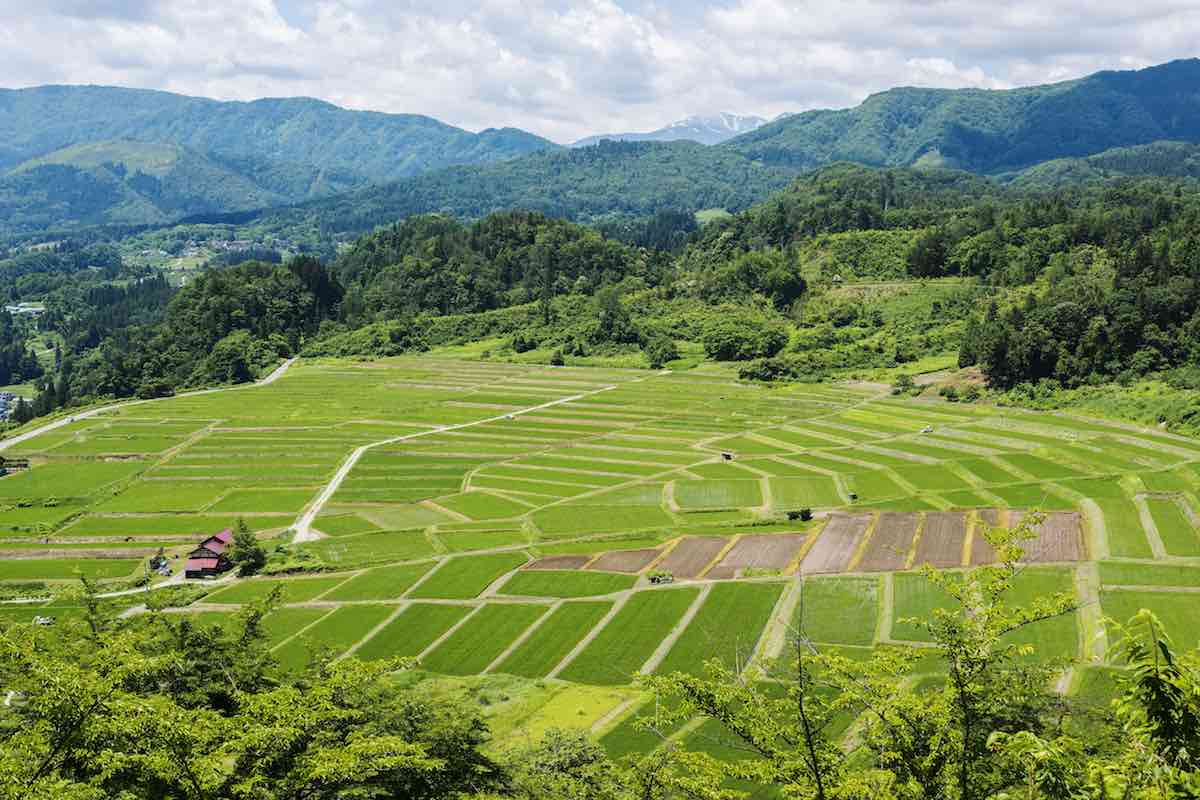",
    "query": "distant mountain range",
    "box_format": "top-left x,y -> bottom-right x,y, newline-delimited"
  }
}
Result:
572,113 -> 767,147
4,59 -> 1200,237
725,59 -> 1200,173
0,85 -> 557,233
